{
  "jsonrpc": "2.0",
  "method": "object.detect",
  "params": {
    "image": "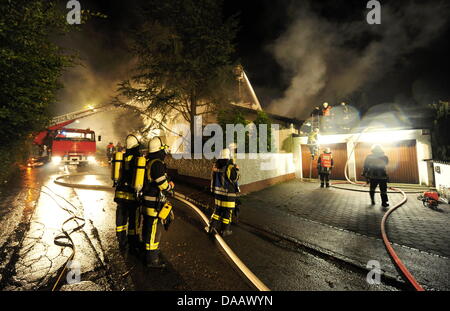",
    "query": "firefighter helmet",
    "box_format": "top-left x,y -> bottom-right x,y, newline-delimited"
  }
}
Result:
126,135 -> 140,150
325,147 -> 331,153
219,148 -> 231,160
148,136 -> 169,154
371,144 -> 383,154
